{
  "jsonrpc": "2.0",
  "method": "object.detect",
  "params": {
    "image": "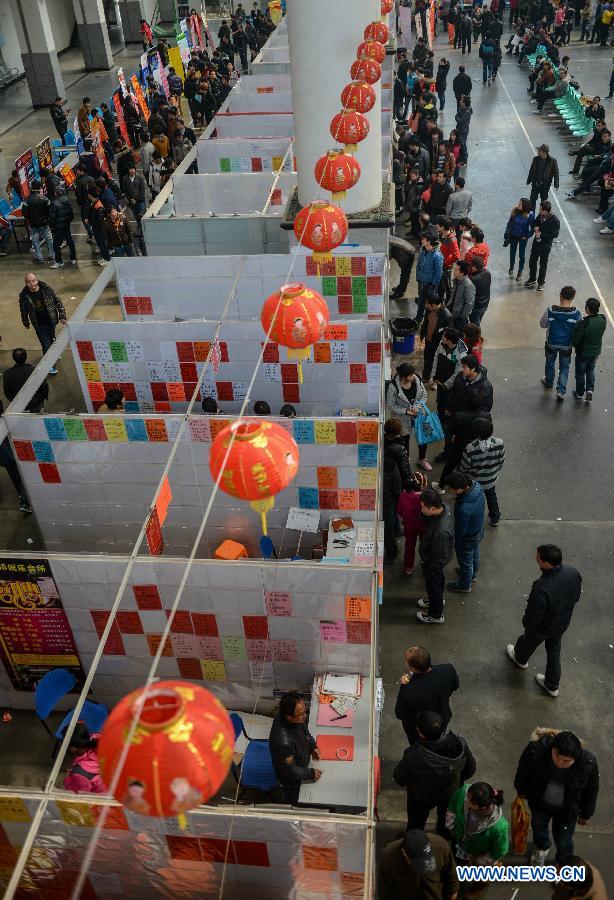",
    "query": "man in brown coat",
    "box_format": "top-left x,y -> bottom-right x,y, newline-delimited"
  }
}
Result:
377,830 -> 459,900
